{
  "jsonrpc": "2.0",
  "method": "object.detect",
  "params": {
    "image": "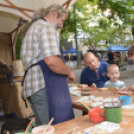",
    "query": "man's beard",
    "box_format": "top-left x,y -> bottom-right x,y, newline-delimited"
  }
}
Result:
56,24 -> 62,29
54,19 -> 62,29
